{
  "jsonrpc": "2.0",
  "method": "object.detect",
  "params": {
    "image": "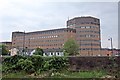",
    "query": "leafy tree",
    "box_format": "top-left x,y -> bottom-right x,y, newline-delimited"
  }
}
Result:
63,38 -> 79,56
33,48 -> 44,56
1,45 -> 9,55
